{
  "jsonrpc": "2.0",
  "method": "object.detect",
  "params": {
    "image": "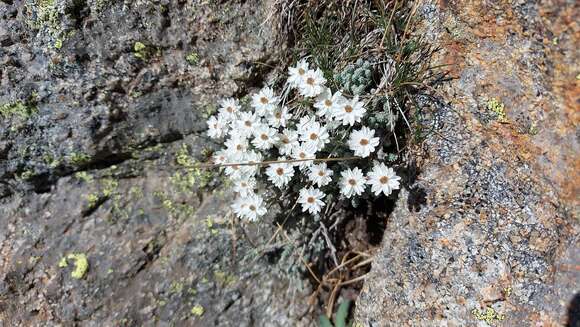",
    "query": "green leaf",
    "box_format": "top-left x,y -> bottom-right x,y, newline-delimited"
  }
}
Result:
335,300 -> 351,327
319,315 -> 334,327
